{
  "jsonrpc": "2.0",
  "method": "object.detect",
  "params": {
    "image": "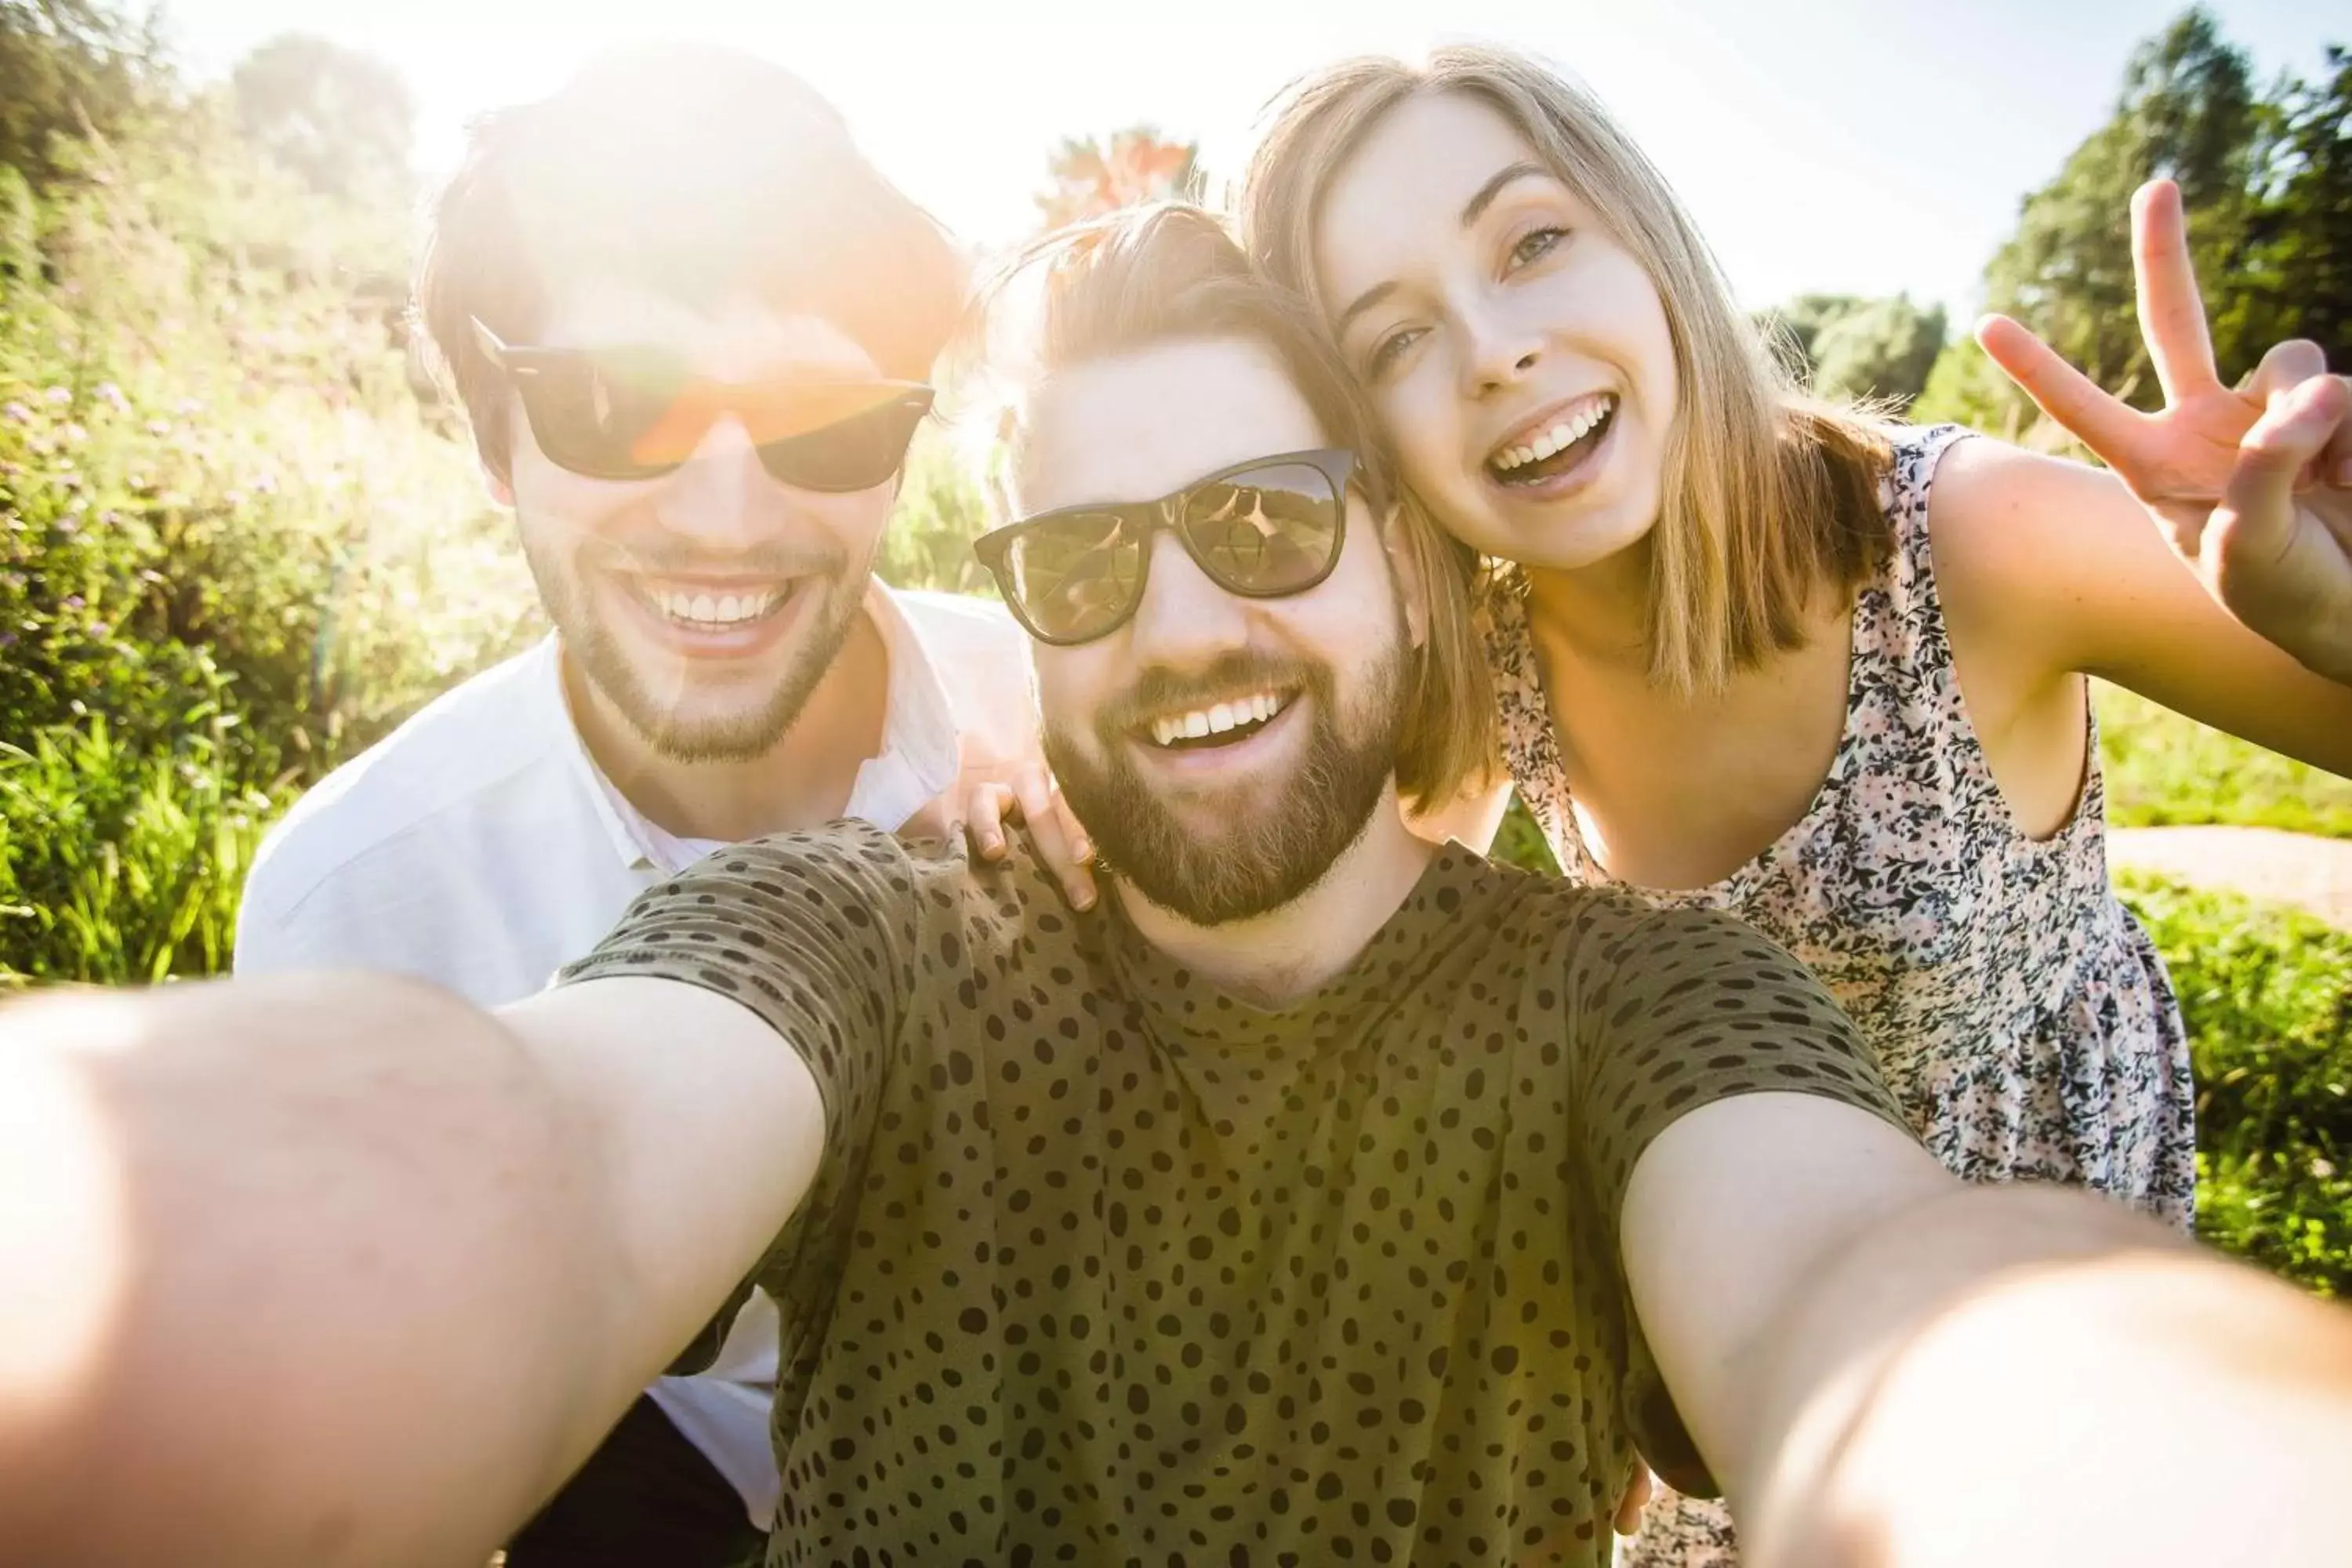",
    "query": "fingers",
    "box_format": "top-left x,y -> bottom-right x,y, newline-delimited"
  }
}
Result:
2321,377 -> 2352,490
965,781 -> 1017,861
2130,178 -> 2220,405
1613,1465 -> 1655,1536
1009,764 -> 1098,911
2210,372 -> 2351,587
1976,314 -> 2147,468
2245,339 -> 2329,406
